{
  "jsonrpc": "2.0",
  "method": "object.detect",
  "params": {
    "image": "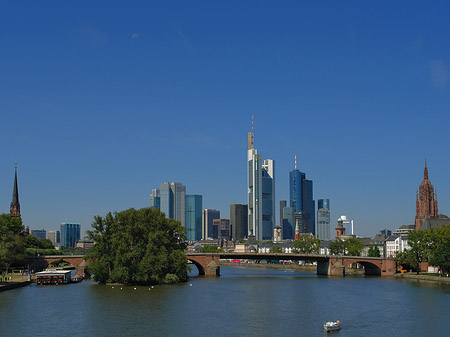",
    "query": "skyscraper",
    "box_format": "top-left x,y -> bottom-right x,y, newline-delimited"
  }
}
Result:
10,163 -> 20,218
186,195 -> 202,241
289,154 -> 315,235
60,223 -> 80,248
317,199 -> 331,240
202,209 -> 220,239
48,230 -> 60,246
230,204 -> 248,241
160,182 -> 186,226
415,160 -> 438,230
279,200 -> 287,227
247,117 -> 275,240
282,206 -> 295,240
150,188 -> 160,209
